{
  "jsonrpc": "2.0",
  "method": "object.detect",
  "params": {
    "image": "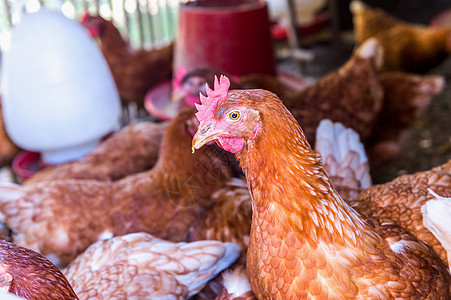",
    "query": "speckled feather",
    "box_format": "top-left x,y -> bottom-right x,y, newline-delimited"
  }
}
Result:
194,86 -> 451,299
63,232 -> 240,299
351,160 -> 451,267
0,240 -> 78,299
